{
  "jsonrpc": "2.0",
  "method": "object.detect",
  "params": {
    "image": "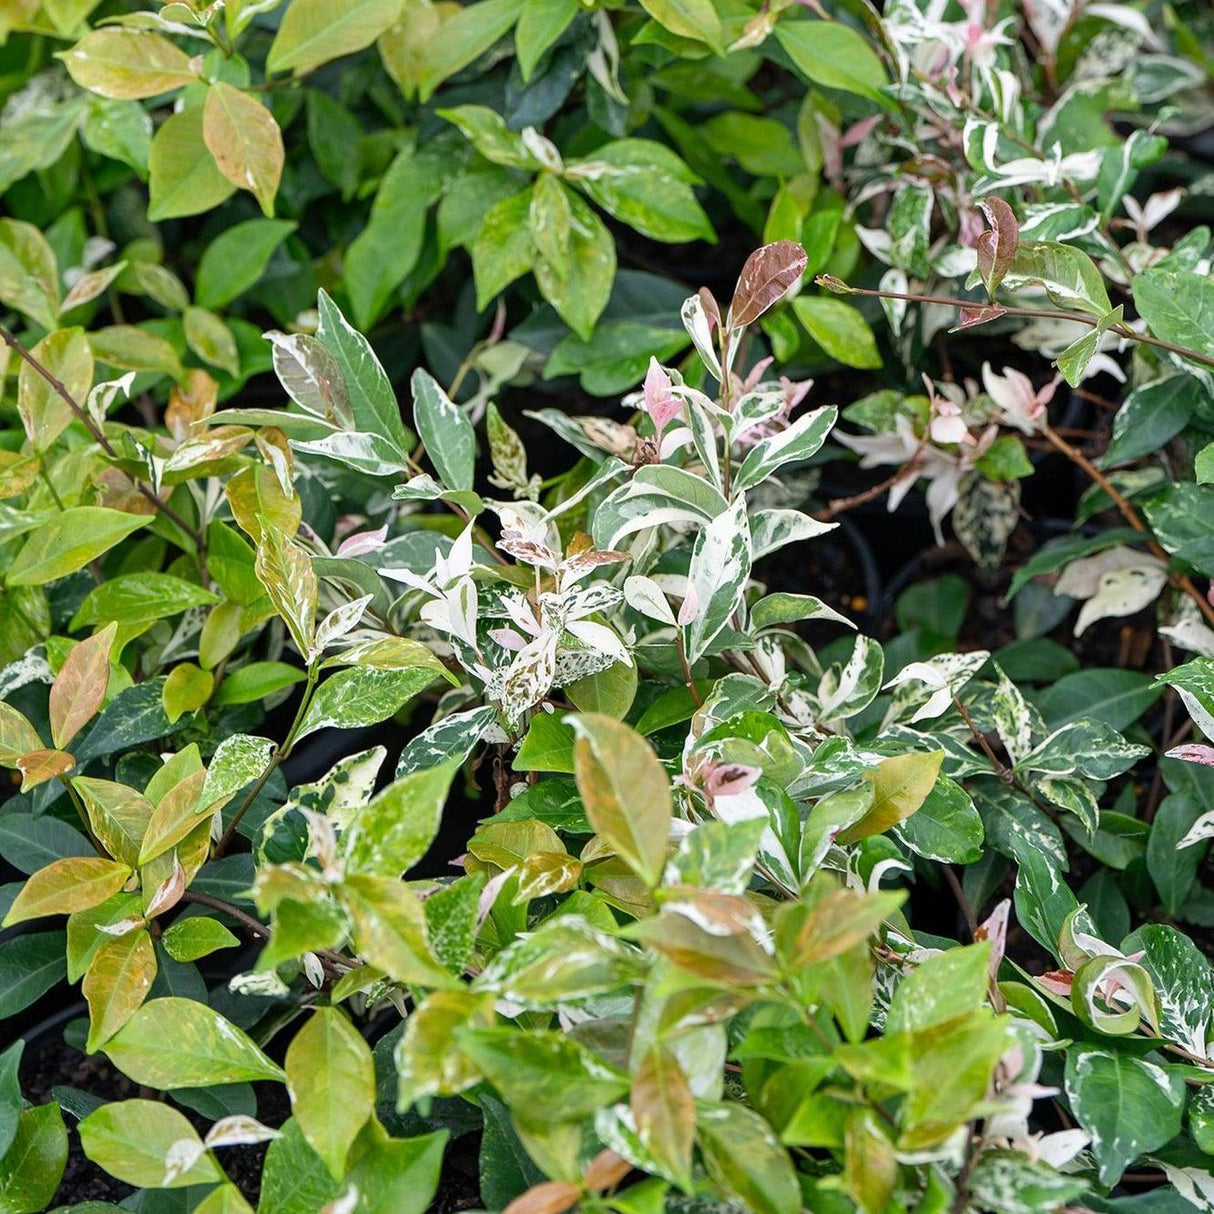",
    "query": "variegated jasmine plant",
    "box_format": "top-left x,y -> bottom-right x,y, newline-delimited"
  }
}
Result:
1,241 -> 1207,1213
